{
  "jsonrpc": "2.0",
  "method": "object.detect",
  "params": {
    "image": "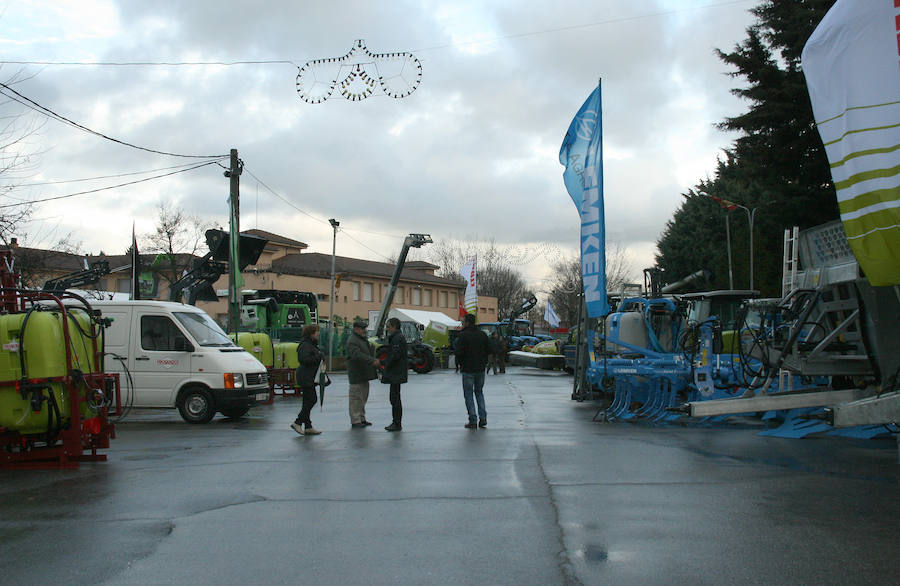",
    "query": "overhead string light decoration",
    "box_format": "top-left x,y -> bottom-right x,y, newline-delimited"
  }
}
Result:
296,39 -> 422,103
